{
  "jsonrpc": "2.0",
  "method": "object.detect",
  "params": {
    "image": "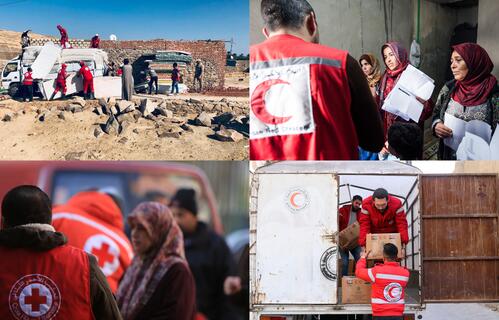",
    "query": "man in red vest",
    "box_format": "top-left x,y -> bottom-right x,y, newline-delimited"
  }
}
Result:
49,63 -> 69,100
358,188 -> 409,257
57,24 -> 70,48
22,67 -> 34,102
52,190 -> 133,293
356,244 -> 410,319
250,0 -> 384,160
79,61 -> 95,100
0,185 -> 121,319
338,195 -> 363,276
90,34 -> 100,48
